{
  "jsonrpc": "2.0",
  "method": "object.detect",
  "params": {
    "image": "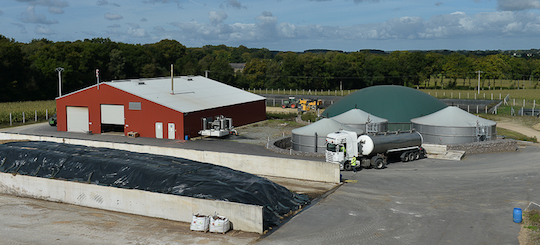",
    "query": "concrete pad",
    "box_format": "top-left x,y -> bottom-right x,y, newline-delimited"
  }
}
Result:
264,176 -> 341,199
